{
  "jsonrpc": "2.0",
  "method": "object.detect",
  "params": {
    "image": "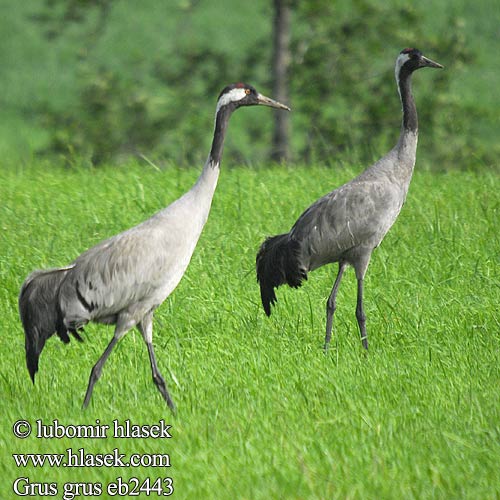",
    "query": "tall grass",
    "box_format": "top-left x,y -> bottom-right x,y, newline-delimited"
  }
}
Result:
1,162 -> 499,499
